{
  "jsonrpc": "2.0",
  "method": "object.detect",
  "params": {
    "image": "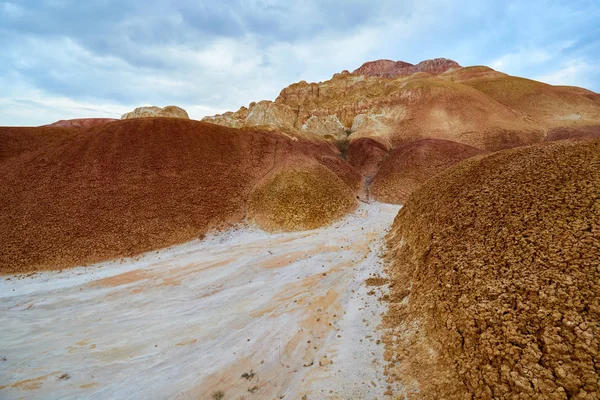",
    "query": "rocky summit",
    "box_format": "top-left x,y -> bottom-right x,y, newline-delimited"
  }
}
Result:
351,57 -> 461,77
203,58 -> 600,153
121,105 -> 189,119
